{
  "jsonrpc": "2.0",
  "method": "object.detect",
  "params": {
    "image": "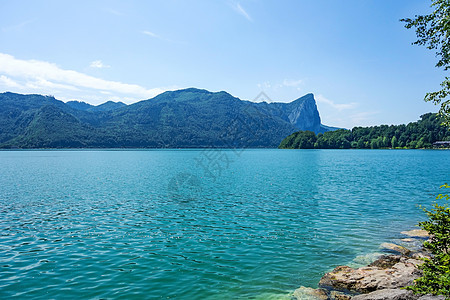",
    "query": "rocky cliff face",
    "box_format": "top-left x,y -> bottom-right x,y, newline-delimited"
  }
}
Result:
285,93 -> 321,133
